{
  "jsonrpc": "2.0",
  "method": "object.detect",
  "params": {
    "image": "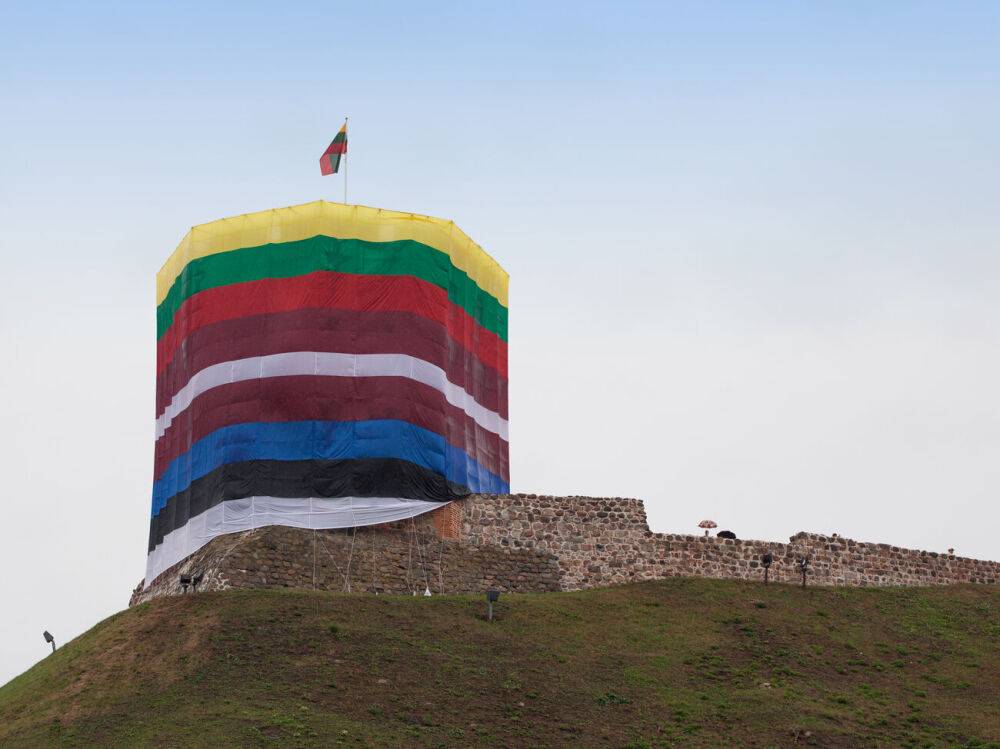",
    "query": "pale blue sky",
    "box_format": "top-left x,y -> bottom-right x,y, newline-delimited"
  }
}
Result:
1,1 -> 999,683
